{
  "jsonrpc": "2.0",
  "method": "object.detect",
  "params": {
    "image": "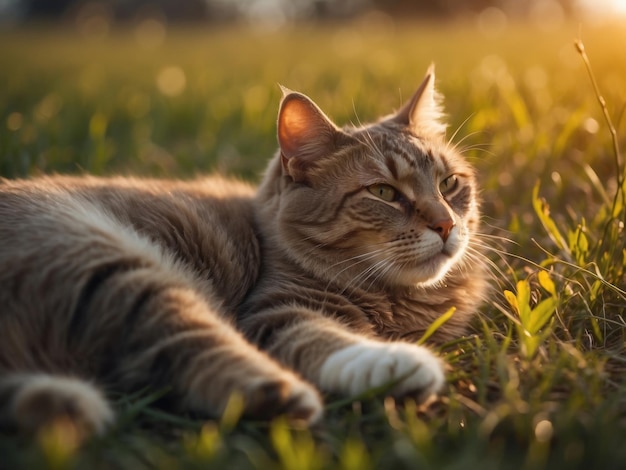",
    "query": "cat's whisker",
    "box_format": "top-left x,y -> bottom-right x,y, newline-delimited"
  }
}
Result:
328,256 -> 382,289
467,242 -> 515,273
468,240 -> 505,253
355,132 -> 387,166
336,253 -> 388,290
300,236 -> 392,264
446,129 -> 485,154
319,246 -> 393,297
341,248 -> 390,285
364,258 -> 396,292
446,113 -> 475,150
473,231 -> 517,245
348,257 -> 391,295
351,122 -> 393,168
469,241 -> 517,260
324,245 -> 390,270
457,145 -> 496,158
464,247 -> 512,288
455,139 -> 493,149
350,99 -> 366,130
465,241 -> 519,291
